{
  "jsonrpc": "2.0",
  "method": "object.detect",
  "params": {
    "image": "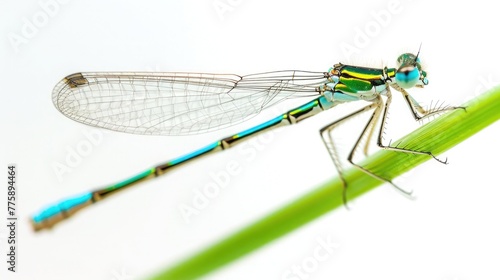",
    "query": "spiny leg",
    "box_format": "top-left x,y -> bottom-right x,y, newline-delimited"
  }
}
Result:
346,95 -> 414,198
320,101 -> 380,206
378,86 -> 449,164
390,83 -> 464,121
362,98 -> 383,156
